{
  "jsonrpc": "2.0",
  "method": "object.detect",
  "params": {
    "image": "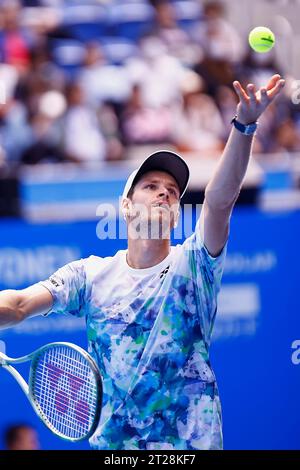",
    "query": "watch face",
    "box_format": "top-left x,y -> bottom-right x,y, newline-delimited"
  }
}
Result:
232,117 -> 257,134
245,124 -> 257,134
